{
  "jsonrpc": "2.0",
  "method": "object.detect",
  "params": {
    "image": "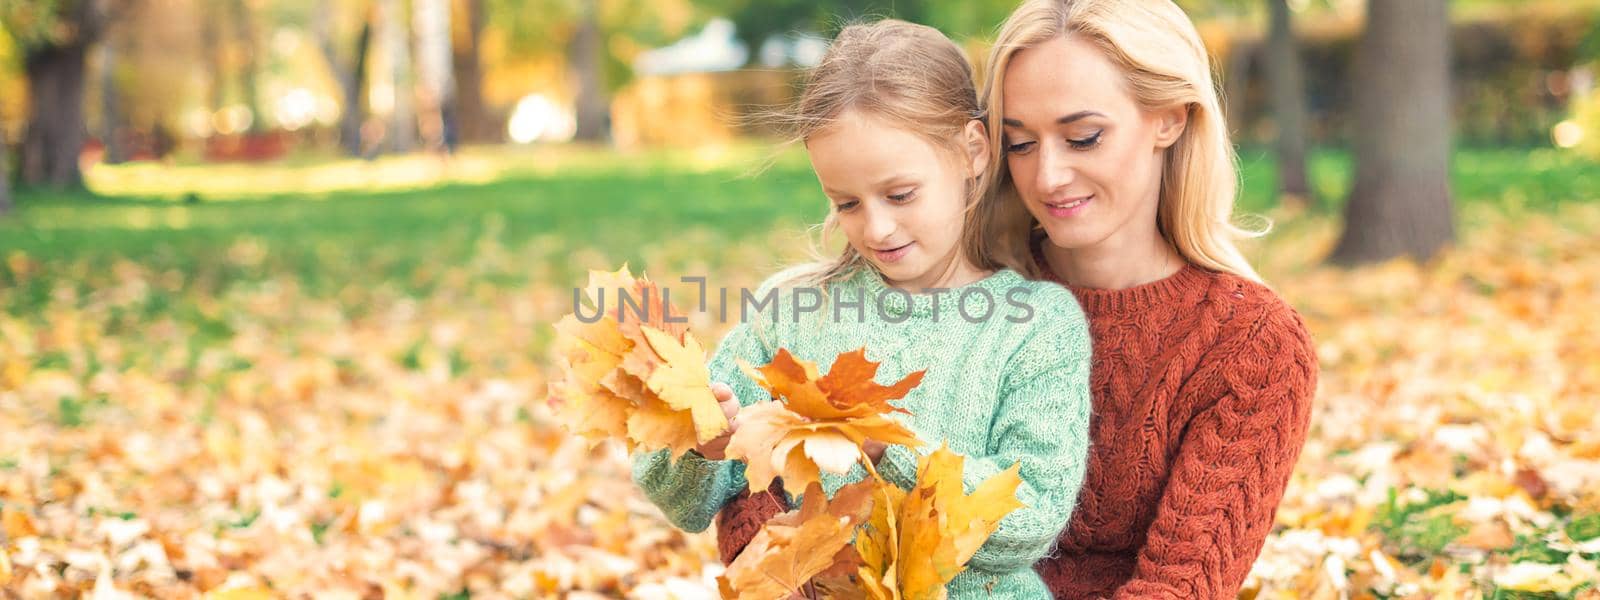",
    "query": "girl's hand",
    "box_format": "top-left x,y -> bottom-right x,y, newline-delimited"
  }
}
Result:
694,383 -> 742,460
862,439 -> 888,464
